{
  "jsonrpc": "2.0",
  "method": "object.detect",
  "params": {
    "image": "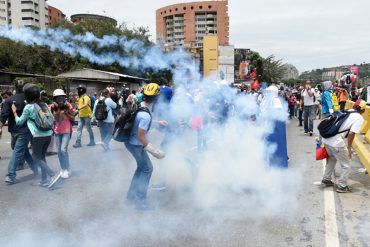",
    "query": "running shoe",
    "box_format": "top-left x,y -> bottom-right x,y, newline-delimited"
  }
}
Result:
321,179 -> 335,186
48,173 -> 61,189
336,185 -> 351,193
